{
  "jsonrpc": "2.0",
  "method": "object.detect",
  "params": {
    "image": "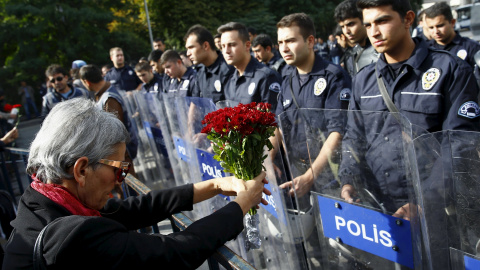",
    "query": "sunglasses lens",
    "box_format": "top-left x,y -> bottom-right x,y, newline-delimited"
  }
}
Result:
56,76 -> 63,82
